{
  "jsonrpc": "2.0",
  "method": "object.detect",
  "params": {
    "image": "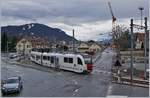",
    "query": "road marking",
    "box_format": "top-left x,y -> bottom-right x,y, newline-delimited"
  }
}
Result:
107,84 -> 113,95
93,69 -> 111,74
